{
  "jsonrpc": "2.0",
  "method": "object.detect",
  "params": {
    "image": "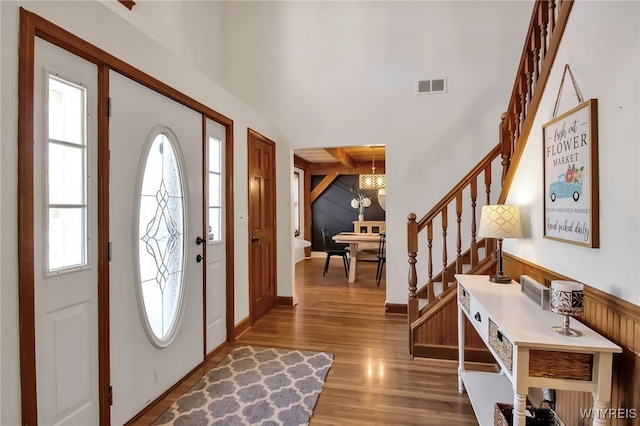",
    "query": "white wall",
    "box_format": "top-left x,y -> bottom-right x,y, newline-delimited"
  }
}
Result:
99,0 -> 225,83
505,1 -> 640,305
0,0 -> 3,418
219,1 -> 533,304
0,2 -> 291,424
